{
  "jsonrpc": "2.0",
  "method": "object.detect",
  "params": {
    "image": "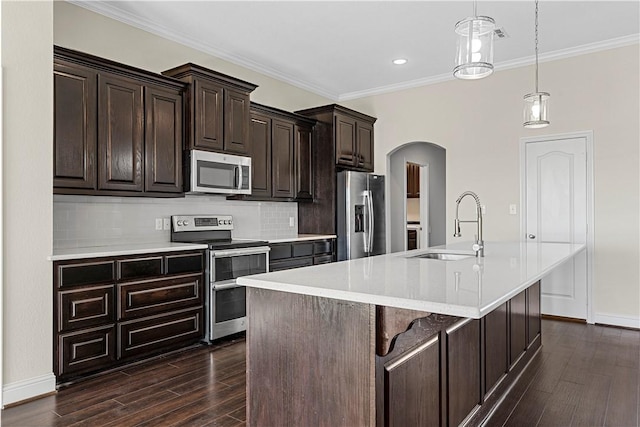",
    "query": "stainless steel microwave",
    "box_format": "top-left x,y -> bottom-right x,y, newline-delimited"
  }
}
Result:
186,150 -> 251,195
